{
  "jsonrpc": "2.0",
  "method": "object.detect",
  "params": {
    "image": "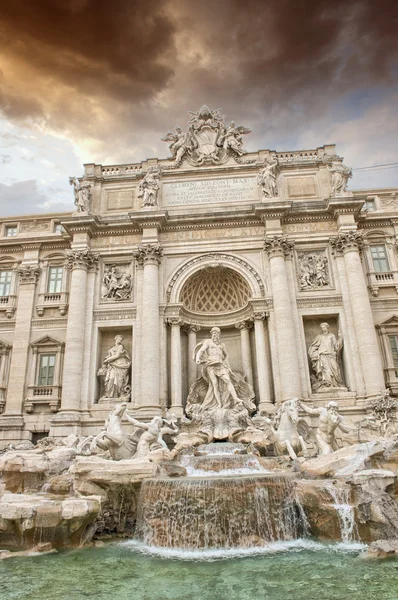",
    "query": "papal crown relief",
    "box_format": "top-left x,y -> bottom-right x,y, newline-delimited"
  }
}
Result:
161,105 -> 253,168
